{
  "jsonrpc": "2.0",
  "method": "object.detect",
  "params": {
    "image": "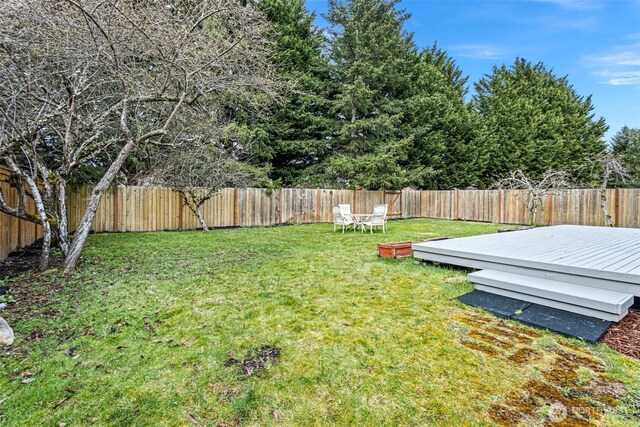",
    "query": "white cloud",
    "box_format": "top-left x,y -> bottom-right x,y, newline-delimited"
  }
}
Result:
450,44 -> 508,60
584,51 -> 640,67
599,71 -> 640,86
584,40 -> 640,86
540,16 -> 597,31
536,0 -> 604,10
